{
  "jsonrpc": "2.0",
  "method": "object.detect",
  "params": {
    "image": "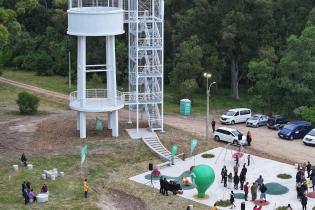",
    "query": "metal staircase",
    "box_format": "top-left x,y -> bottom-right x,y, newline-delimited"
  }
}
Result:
126,0 -> 164,132
142,132 -> 181,162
